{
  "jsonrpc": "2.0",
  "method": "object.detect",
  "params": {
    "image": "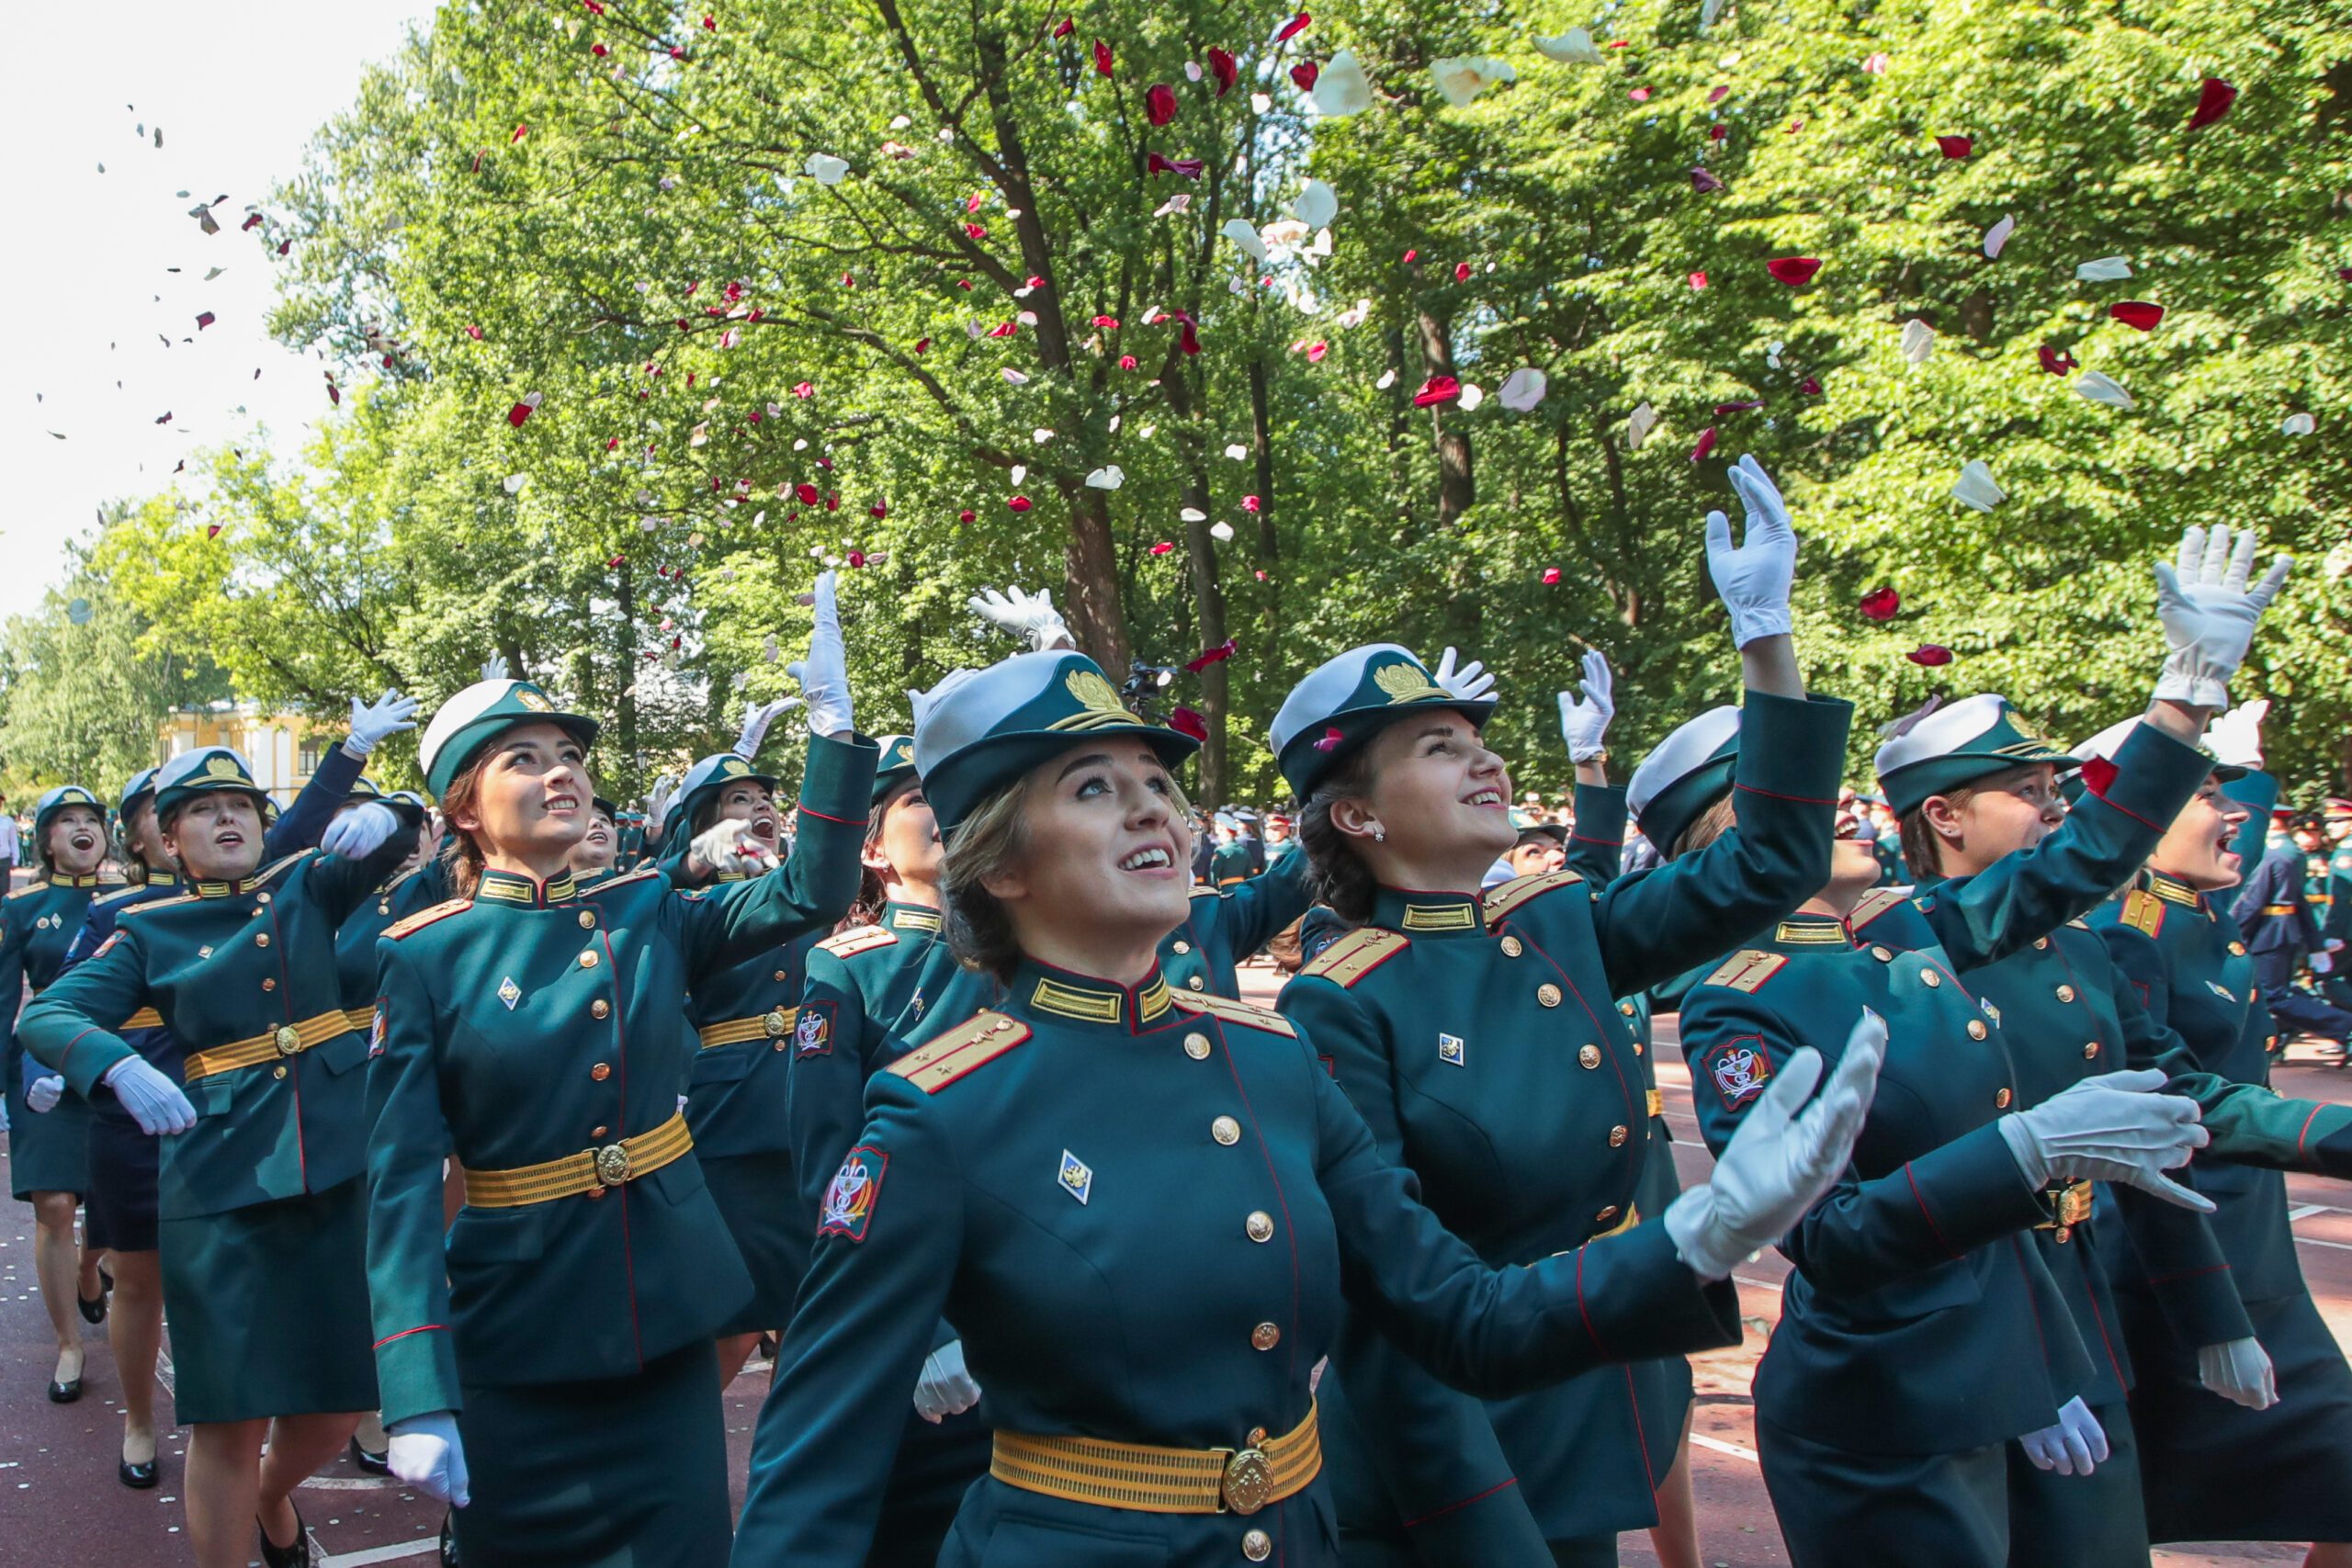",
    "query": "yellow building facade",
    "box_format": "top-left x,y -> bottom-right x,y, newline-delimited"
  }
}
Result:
158,703 -> 338,806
